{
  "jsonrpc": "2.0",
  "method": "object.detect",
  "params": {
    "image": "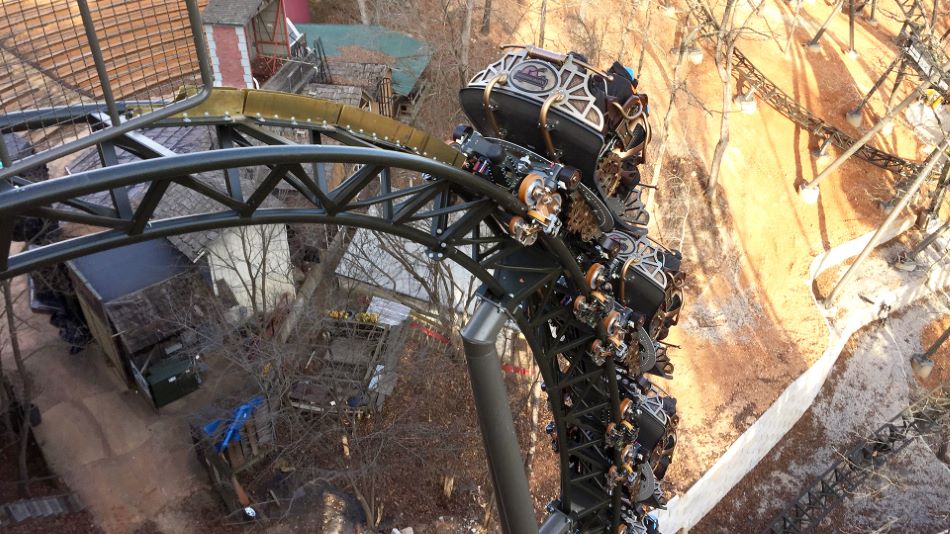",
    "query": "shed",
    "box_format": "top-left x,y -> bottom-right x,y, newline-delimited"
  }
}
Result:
294,24 -> 431,96
67,126 -> 297,323
67,239 -> 211,406
68,239 -> 198,356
